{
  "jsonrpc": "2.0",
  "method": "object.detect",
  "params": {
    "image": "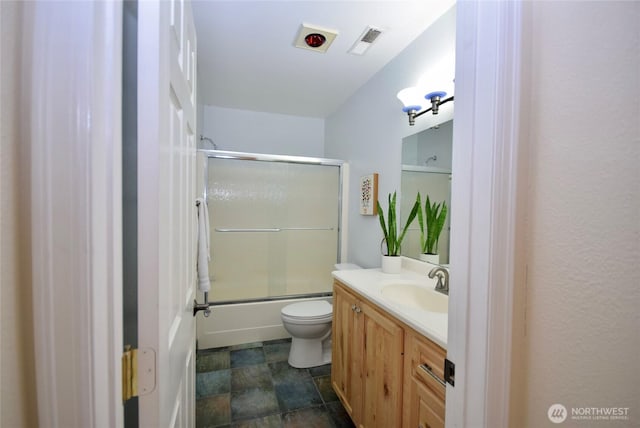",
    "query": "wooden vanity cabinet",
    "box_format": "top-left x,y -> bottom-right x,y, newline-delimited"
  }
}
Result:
332,279 -> 447,428
403,329 -> 447,428
331,280 -> 404,428
331,282 -> 361,420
